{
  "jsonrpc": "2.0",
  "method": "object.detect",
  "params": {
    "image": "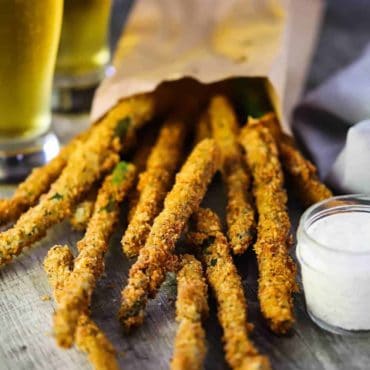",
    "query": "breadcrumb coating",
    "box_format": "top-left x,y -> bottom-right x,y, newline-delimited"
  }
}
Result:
75,316 -> 118,370
194,112 -> 211,144
239,125 -> 298,334
70,188 -> 97,231
44,245 -> 119,370
171,254 -> 208,370
122,117 -> 187,258
119,139 -> 220,331
53,162 -> 136,348
249,113 -> 333,206
127,133 -> 156,223
0,131 -> 88,225
209,96 -> 255,254
188,208 -> 271,370
0,95 -> 154,267
44,245 -> 74,302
